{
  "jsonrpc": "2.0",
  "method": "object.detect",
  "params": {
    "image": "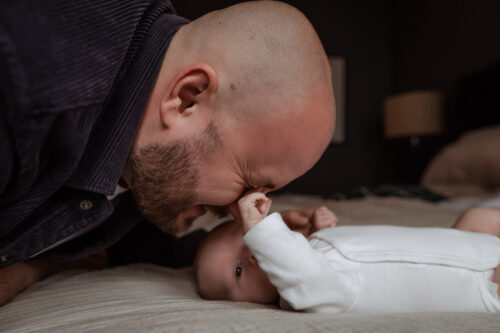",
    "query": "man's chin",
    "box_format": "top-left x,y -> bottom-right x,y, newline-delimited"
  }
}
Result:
153,219 -> 186,234
154,212 -> 205,234
173,216 -> 197,233
140,211 -> 182,234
